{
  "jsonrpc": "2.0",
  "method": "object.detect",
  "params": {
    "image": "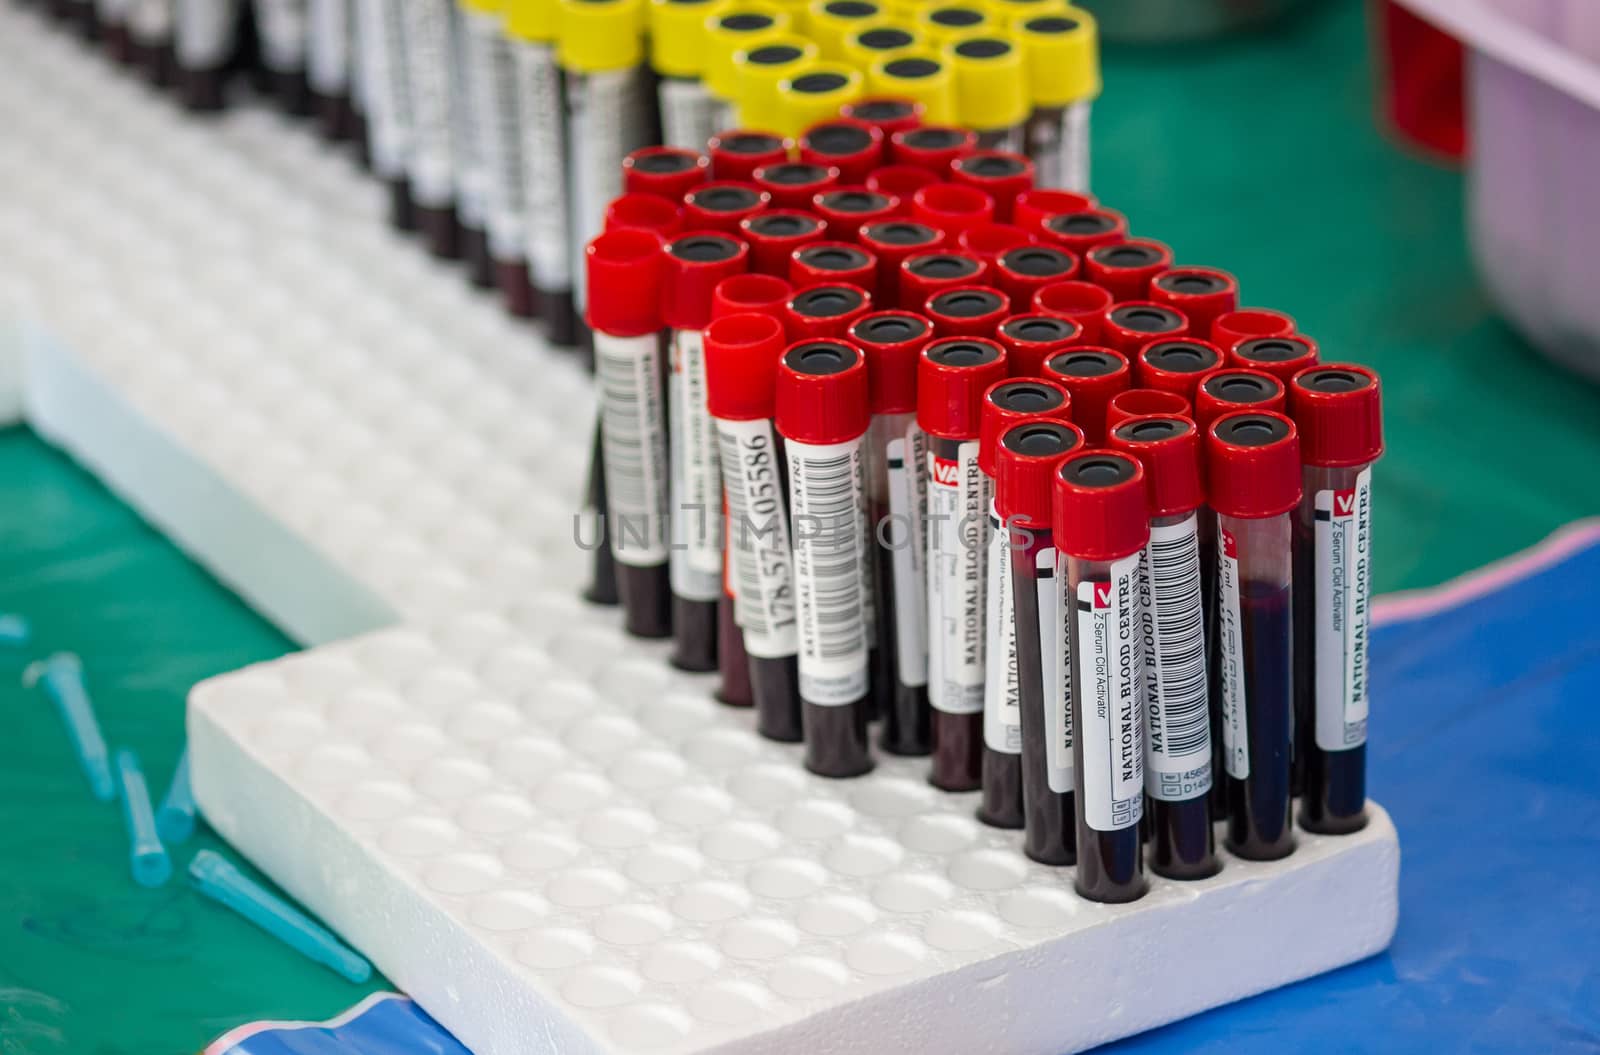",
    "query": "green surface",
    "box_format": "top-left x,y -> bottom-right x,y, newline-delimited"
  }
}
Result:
2,1 -> 1599,1052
